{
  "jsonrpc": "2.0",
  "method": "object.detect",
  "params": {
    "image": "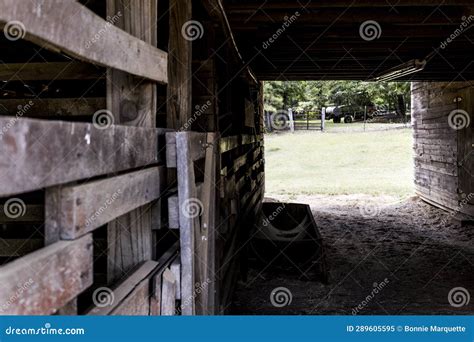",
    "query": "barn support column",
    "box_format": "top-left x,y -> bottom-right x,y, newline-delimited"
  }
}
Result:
167,0 -> 192,130
106,0 -> 158,284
